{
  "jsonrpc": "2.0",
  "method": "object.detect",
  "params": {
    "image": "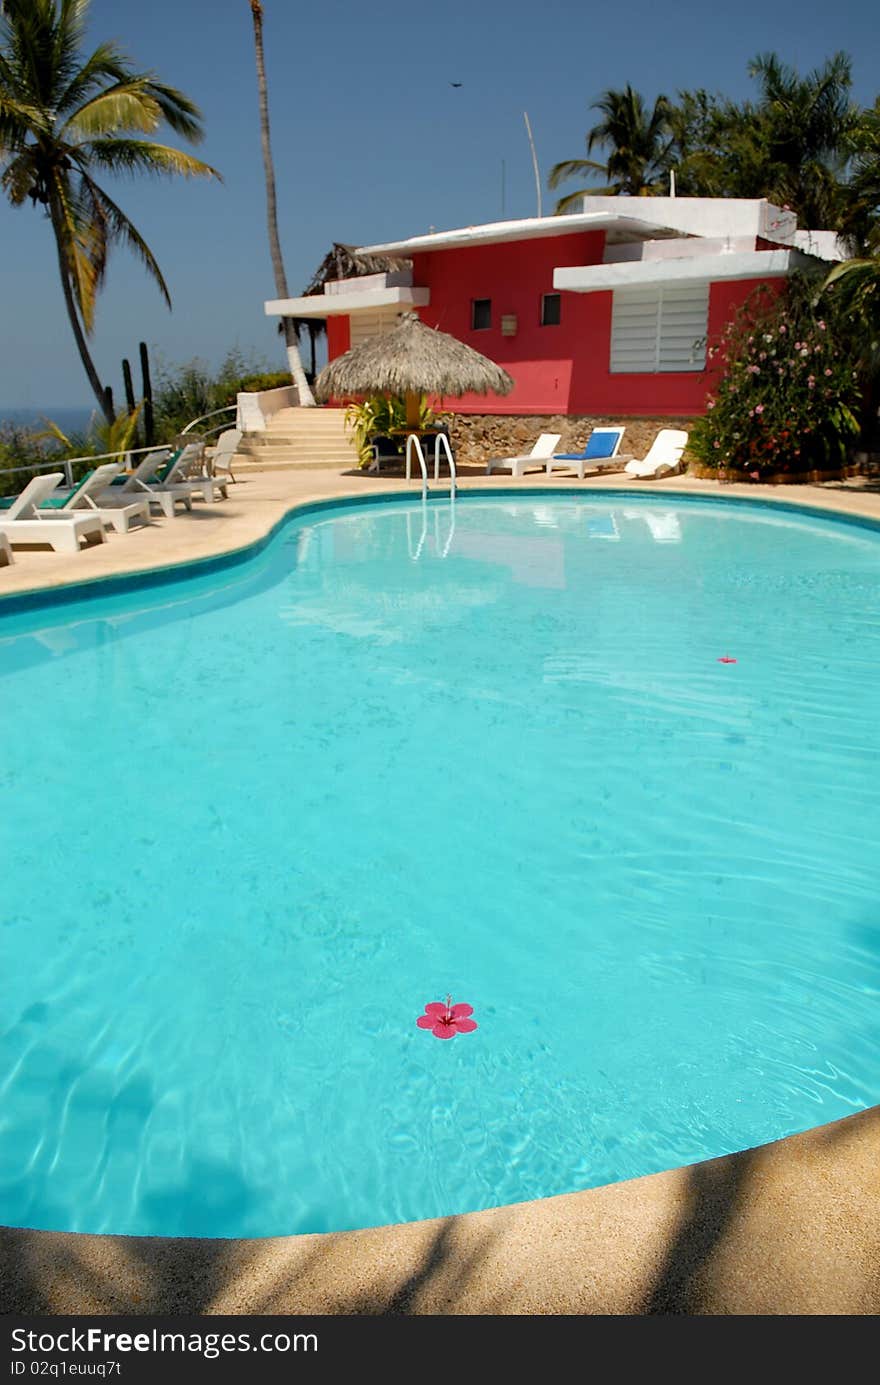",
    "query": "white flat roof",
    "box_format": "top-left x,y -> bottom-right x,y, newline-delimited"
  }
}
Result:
265,286 -> 430,318
358,211 -> 689,257
554,250 -> 797,293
